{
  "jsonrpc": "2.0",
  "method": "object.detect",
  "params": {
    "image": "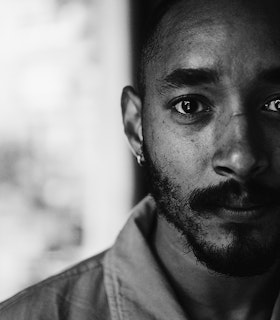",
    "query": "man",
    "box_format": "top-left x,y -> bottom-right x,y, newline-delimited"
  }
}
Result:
2,0 -> 280,319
